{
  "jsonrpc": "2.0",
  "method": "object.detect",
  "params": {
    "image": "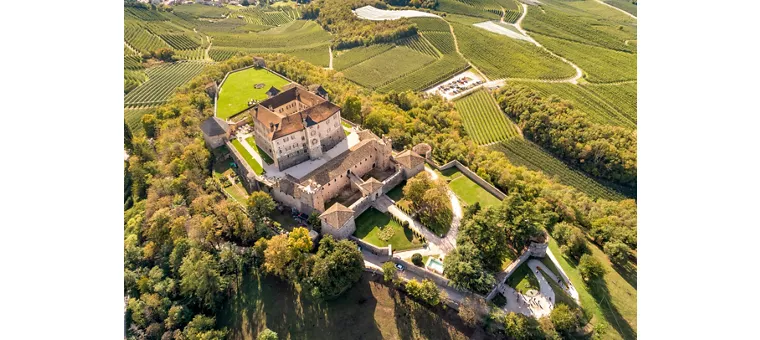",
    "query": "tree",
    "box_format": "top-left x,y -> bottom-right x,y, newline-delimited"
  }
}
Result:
309,236 -> 363,300
503,312 -> 542,340
179,248 -> 227,309
257,328 -> 277,340
458,296 -> 487,327
402,172 -> 433,205
183,315 -> 228,340
603,241 -> 630,265
549,304 -> 582,336
125,121 -> 134,151
142,114 -> 157,138
382,261 -> 397,282
411,253 -> 423,266
342,95 -> 362,122
263,234 -> 291,278
151,48 -> 175,62
442,242 -> 495,293
288,227 -> 313,254
164,305 -> 191,331
247,191 -> 275,221
405,279 -> 442,306
457,210 -> 509,272
552,222 -> 588,259
307,211 -> 321,229
578,254 -> 606,282
242,0 -> 250,6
